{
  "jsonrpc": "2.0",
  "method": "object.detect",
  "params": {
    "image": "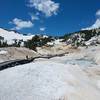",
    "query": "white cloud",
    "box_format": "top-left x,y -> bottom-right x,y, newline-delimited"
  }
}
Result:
82,19 -> 100,30
31,15 -> 39,21
96,10 -> 100,16
40,27 -> 46,31
82,9 -> 100,30
28,0 -> 59,17
10,18 -> 33,30
29,13 -> 39,21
